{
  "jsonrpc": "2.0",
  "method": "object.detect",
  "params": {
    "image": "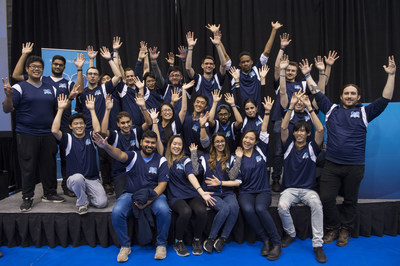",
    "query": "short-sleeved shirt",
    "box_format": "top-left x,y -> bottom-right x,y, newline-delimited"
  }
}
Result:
117,81 -> 145,126
192,72 -> 225,110
272,80 -> 307,122
182,112 -> 210,154
211,120 -> 238,152
241,115 -> 263,134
